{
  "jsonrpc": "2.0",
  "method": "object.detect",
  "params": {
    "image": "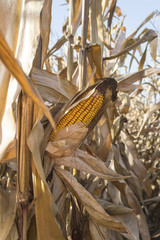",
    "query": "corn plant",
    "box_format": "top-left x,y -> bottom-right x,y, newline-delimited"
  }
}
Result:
0,1 -> 160,240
